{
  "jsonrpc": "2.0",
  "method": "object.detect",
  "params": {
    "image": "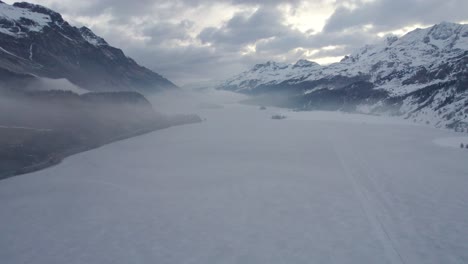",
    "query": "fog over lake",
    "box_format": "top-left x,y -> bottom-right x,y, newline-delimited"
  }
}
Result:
0,88 -> 467,264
